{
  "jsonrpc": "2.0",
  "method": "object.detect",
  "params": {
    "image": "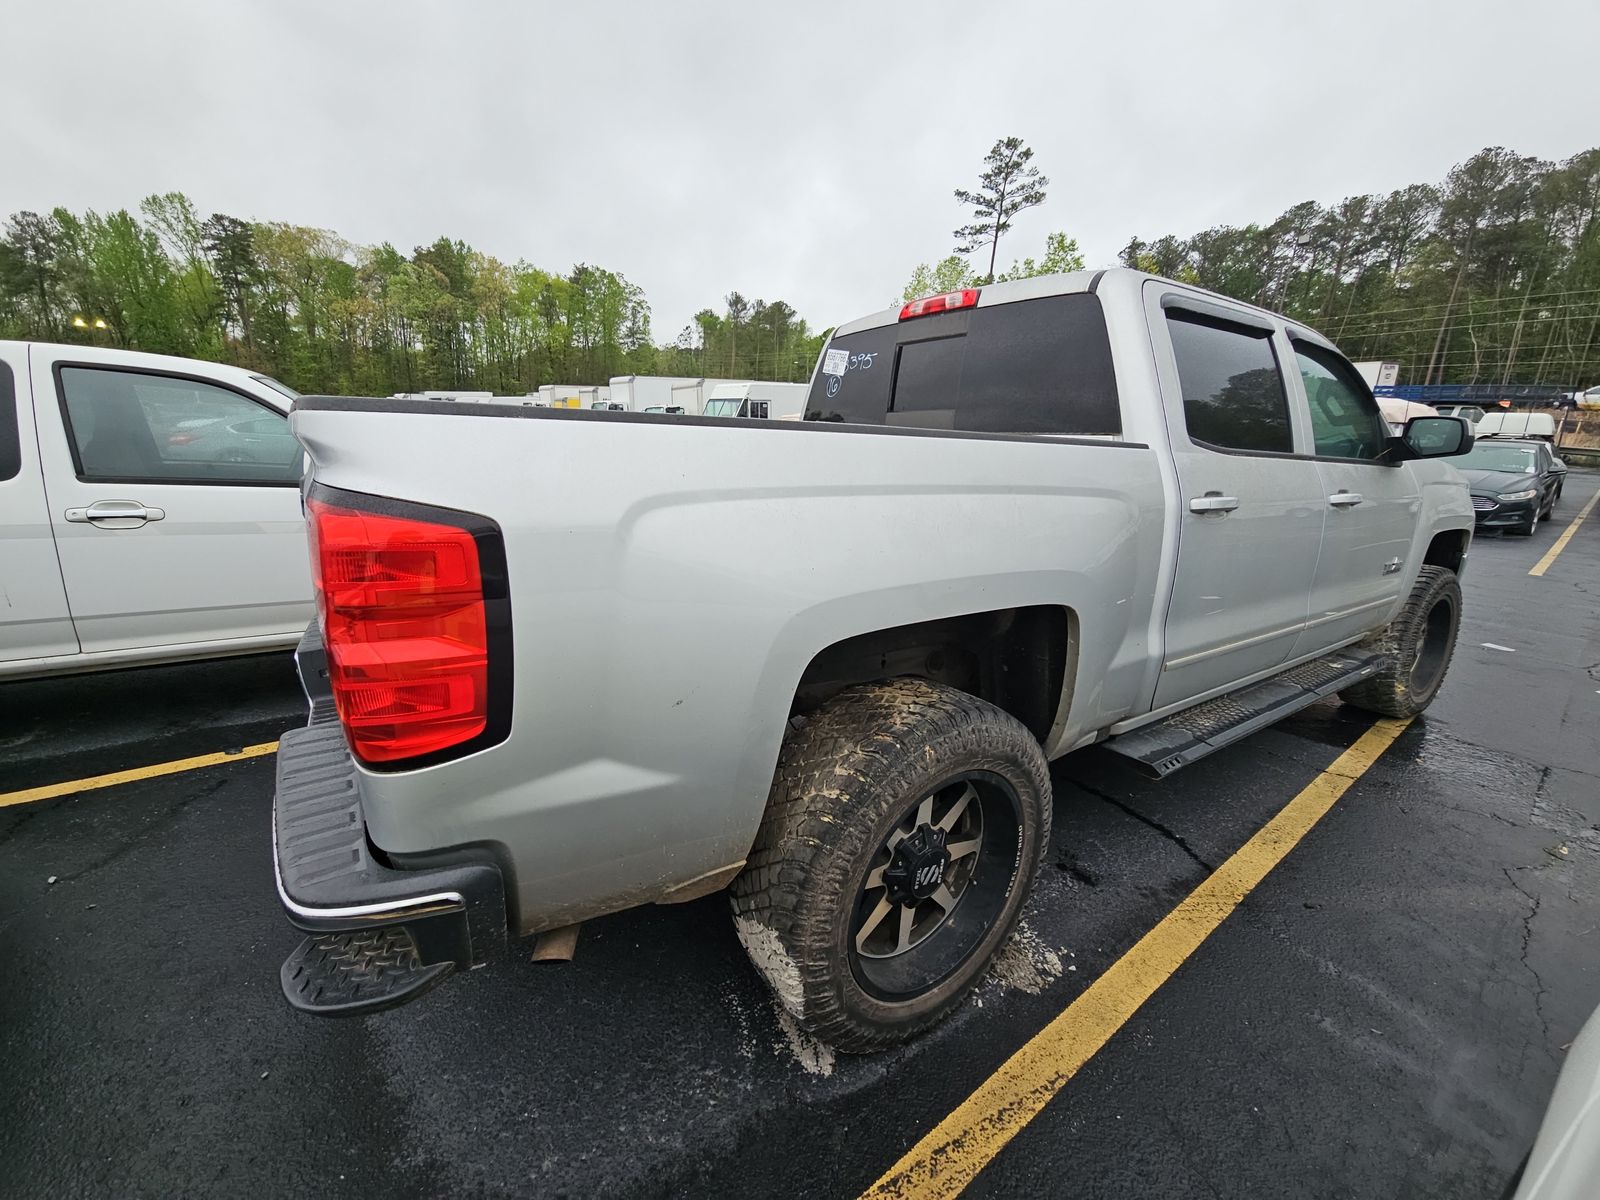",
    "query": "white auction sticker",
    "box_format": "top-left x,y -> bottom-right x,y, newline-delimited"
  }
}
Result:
822,348 -> 849,377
